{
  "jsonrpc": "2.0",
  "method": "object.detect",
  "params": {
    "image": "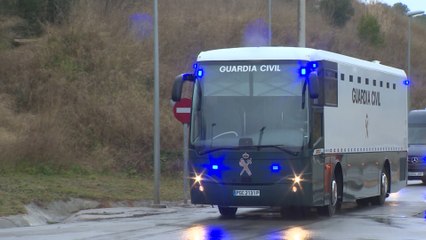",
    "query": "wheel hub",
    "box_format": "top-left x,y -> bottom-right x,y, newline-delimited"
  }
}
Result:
331,179 -> 338,206
382,172 -> 388,195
